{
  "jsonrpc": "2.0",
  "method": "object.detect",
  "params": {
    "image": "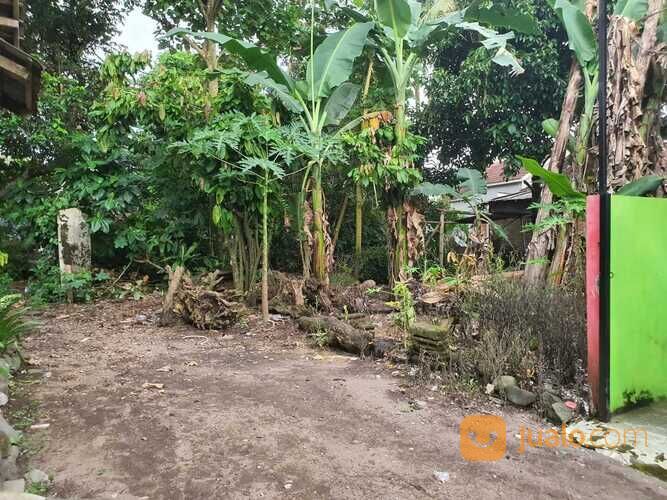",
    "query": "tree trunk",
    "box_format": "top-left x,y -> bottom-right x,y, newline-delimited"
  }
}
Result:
297,315 -> 373,355
261,175 -> 269,322
331,193 -> 349,254
608,0 -> 666,188
160,265 -> 185,326
354,183 -> 364,275
310,162 -> 331,285
524,62 -> 583,284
